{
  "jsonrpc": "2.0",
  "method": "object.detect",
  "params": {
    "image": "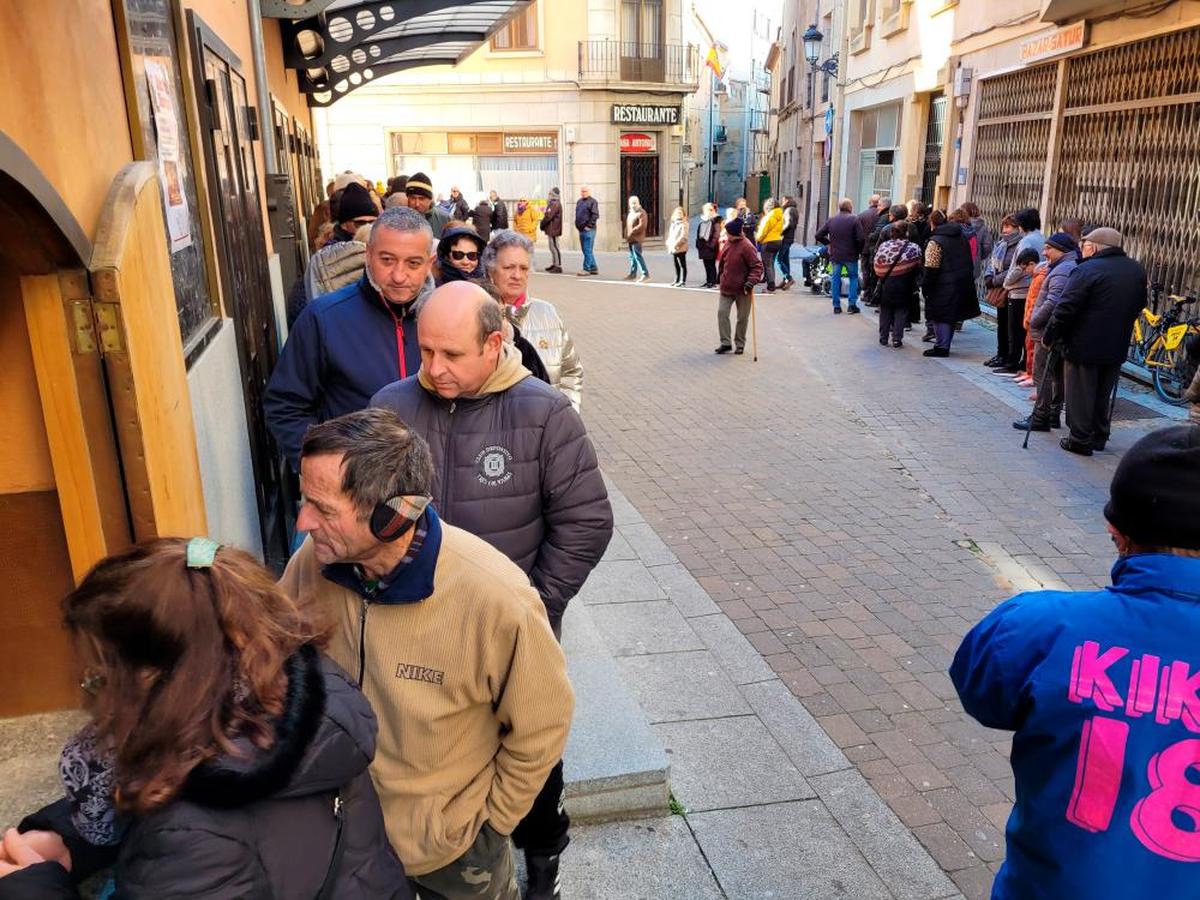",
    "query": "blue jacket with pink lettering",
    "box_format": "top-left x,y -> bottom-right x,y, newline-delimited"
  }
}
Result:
951,553 -> 1200,899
